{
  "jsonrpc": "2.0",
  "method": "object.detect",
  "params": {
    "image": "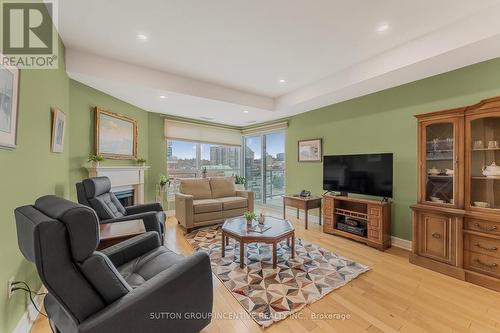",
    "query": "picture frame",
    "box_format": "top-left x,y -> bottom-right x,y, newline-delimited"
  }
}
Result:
51,108 -> 66,153
95,107 -> 138,159
0,58 -> 20,149
298,138 -> 322,162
